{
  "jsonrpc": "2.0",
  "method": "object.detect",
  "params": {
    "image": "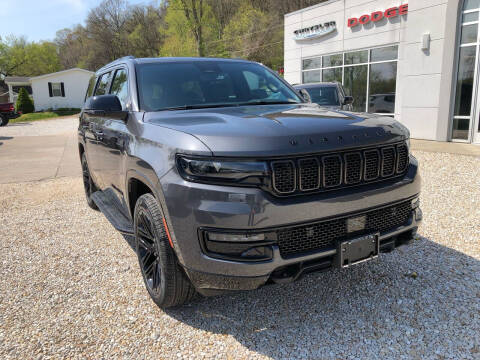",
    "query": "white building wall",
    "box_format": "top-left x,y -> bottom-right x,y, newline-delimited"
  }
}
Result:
284,0 -> 459,142
31,70 -> 93,111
